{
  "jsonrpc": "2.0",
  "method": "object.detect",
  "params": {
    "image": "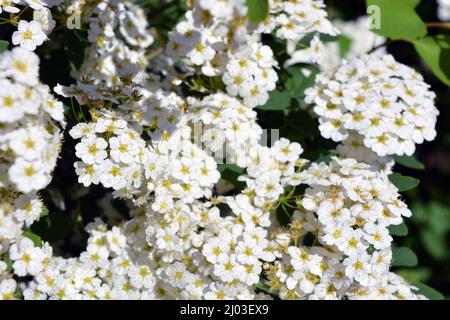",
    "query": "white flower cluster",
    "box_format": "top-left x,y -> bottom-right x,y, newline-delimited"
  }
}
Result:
8,137 -> 305,299
260,157 -> 425,300
306,53 -> 439,157
271,0 -> 338,66
270,0 -> 338,41
167,0 -> 336,108
186,93 -> 262,165
0,47 -> 64,194
34,0 -> 311,298
7,220 -> 158,300
67,0 -> 154,84
142,141 -> 304,299
1,0 -> 59,51
438,0 -> 450,20
0,1 -> 435,301
286,16 -> 386,70
57,76 -> 221,210
167,1 -> 274,108
0,47 -> 64,298
335,133 -> 394,174
0,236 -> 53,300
